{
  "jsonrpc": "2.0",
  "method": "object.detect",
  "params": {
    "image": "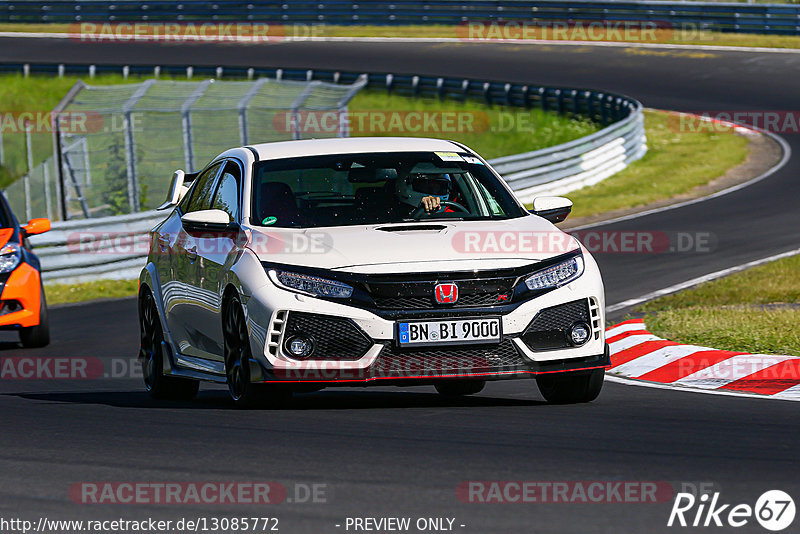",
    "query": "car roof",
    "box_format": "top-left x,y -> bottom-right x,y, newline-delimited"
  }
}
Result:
247,137 -> 468,160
